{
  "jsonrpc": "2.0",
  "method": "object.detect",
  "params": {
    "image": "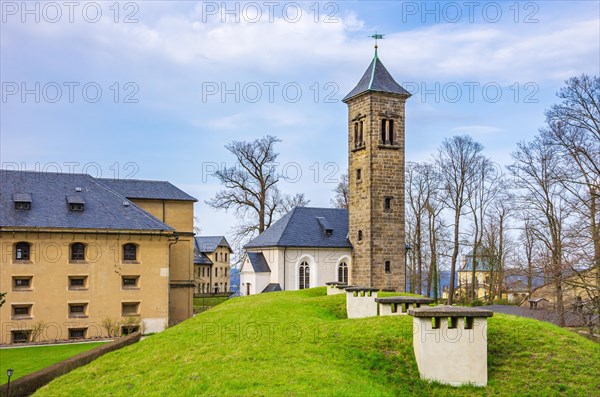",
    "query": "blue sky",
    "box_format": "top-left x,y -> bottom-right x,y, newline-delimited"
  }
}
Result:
1,1 -> 599,241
